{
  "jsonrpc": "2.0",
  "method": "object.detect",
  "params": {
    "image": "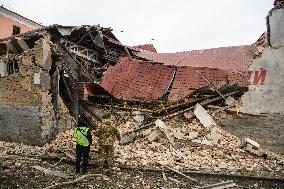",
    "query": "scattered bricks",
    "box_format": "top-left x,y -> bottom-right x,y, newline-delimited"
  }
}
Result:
186,131 -> 199,140
147,130 -> 160,142
194,104 -> 217,128
207,127 -> 222,143
184,110 -> 195,120
121,132 -> 138,145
